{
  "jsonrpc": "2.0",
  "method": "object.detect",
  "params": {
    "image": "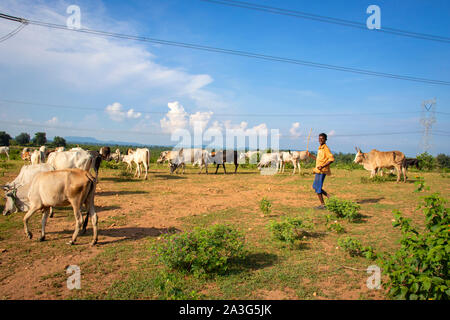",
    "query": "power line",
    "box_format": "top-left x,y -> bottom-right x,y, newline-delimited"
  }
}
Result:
0,98 -> 437,118
1,13 -> 450,86
1,119 -> 448,138
0,21 -> 27,43
199,0 -> 450,44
